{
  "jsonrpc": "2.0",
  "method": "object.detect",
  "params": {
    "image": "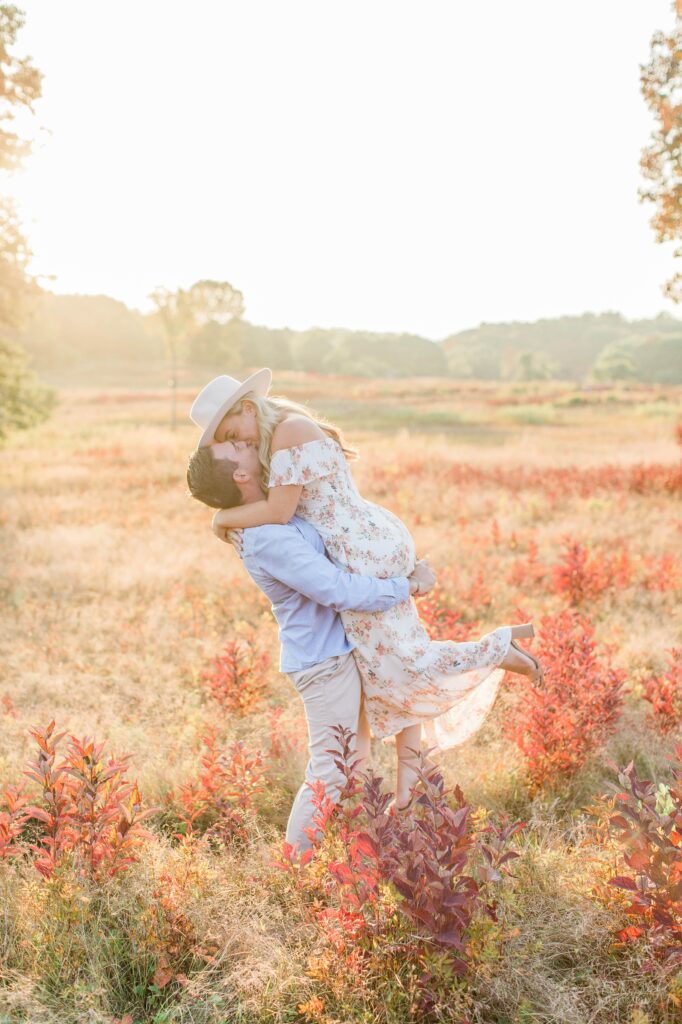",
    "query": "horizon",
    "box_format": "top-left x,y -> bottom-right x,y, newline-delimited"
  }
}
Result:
4,0 -> 681,341
34,286 -> 682,344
